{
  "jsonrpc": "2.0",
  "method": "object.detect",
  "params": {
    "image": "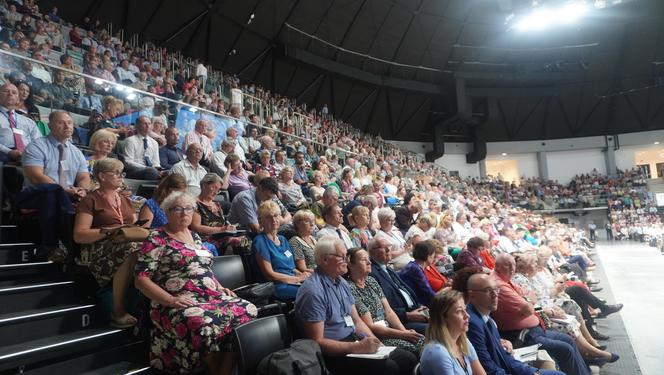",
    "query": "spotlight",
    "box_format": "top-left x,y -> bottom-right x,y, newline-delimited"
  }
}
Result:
655,141 -> 661,145
501,152 -> 508,156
